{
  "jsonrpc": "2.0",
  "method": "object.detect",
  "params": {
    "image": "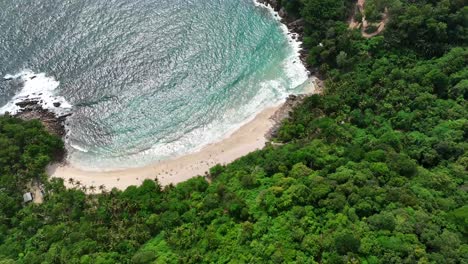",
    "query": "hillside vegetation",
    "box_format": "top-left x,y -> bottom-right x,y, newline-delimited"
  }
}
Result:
0,0 -> 467,263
